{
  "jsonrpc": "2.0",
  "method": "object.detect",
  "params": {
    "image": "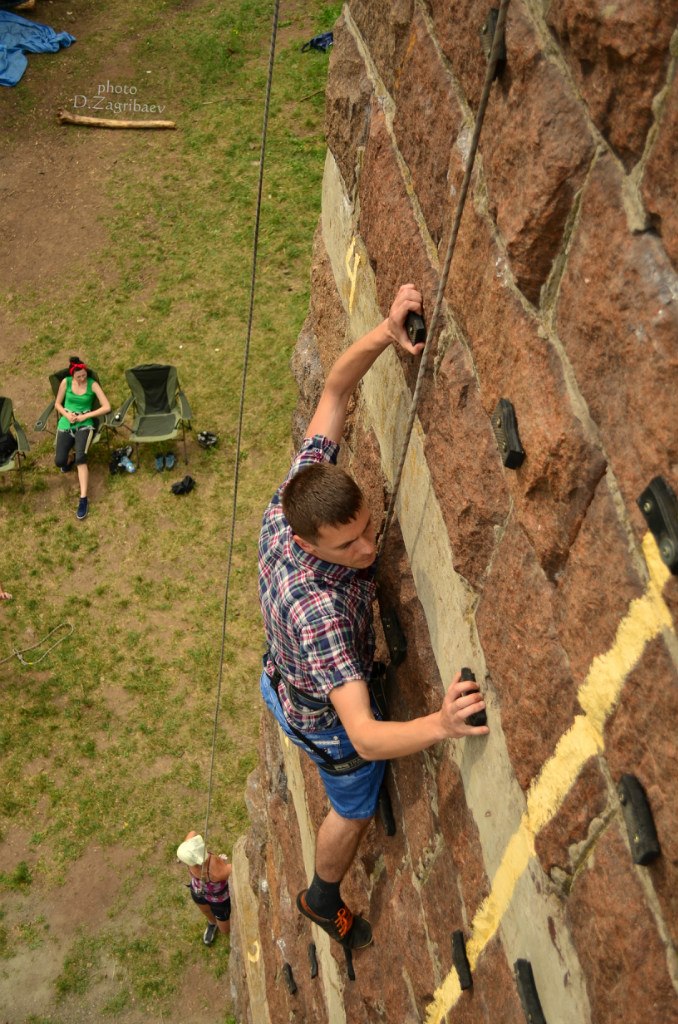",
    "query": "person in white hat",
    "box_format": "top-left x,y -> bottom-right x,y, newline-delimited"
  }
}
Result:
176,830 -> 232,946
